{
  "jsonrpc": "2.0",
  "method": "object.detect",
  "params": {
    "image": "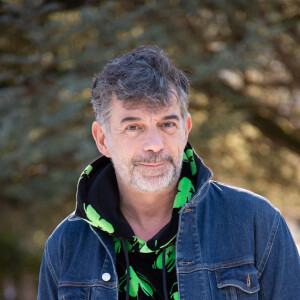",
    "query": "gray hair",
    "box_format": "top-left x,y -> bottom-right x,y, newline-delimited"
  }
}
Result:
91,45 -> 189,128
